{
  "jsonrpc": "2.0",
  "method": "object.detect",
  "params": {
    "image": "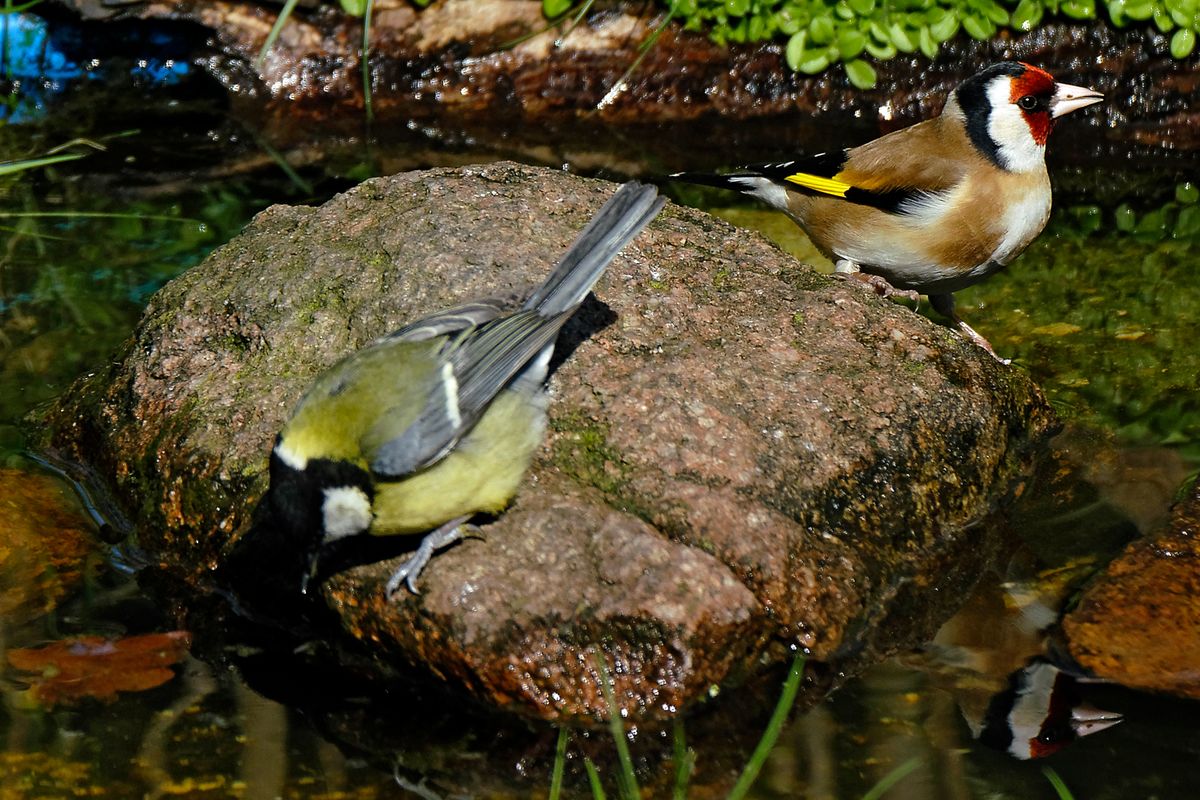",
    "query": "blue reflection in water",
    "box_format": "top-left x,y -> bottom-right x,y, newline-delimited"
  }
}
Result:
0,12 -> 191,122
